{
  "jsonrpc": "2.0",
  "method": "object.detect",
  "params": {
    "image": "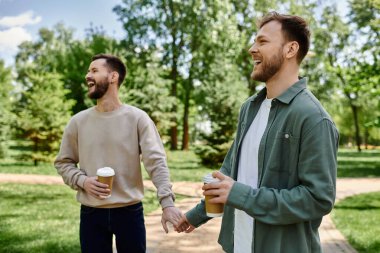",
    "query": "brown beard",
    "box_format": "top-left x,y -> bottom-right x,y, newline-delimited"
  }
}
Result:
251,48 -> 284,82
88,78 -> 109,99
